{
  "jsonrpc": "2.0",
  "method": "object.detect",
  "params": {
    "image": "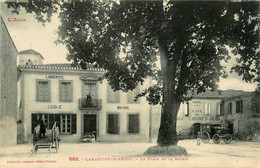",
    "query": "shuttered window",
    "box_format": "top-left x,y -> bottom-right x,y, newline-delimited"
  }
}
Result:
107,114 -> 119,134
127,85 -> 140,104
236,100 -> 243,113
220,102 -> 224,116
60,81 -> 73,102
107,84 -> 120,103
228,102 -> 232,114
36,80 -> 50,102
185,102 -> 189,116
204,102 -> 211,115
128,114 -> 140,134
